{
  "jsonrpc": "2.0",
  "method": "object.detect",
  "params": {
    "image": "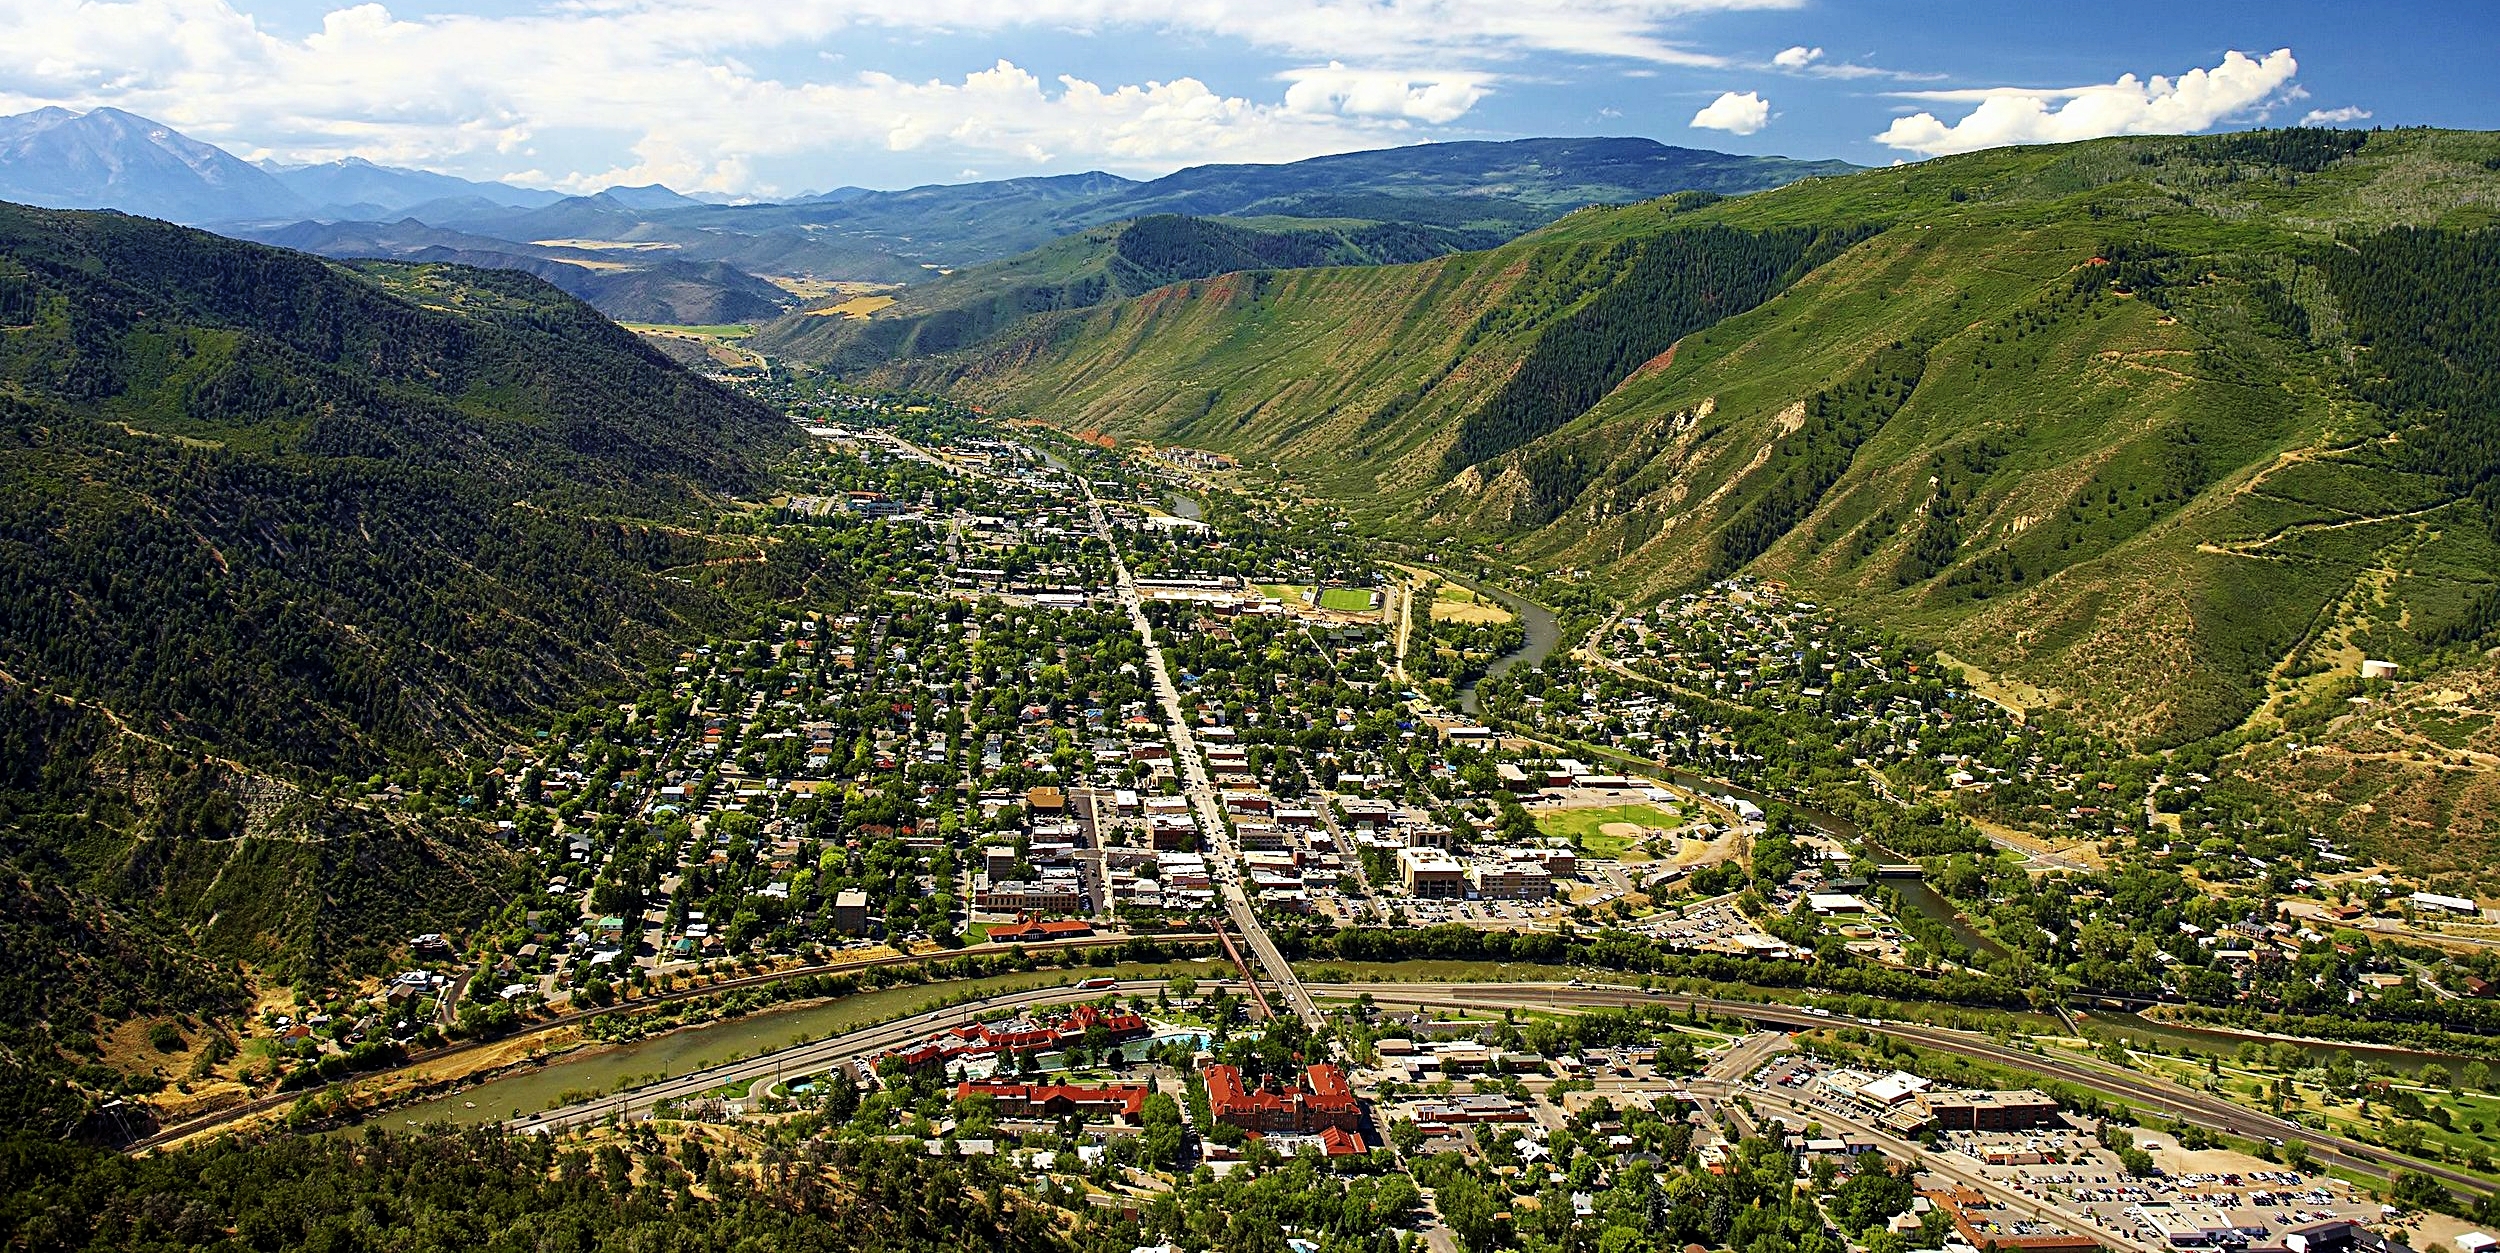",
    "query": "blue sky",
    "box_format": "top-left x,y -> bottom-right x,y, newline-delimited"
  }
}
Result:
1,0 -> 2491,196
